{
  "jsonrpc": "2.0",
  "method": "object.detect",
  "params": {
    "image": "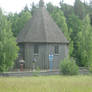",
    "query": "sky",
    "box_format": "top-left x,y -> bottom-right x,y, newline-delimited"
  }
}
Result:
0,0 -> 89,13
